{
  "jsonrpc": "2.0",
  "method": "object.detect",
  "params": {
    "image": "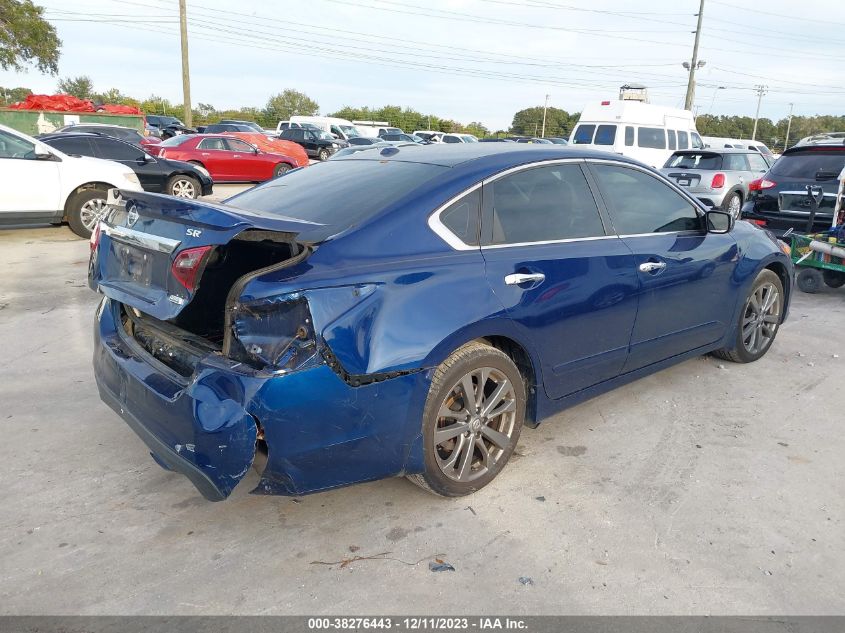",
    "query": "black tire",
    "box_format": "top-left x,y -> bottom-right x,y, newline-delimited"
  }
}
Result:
723,191 -> 742,219
167,174 -> 200,199
796,267 -> 823,294
712,269 -> 784,363
66,188 -> 109,239
407,341 -> 525,497
822,270 -> 845,288
318,148 -> 329,161
273,163 -> 292,178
